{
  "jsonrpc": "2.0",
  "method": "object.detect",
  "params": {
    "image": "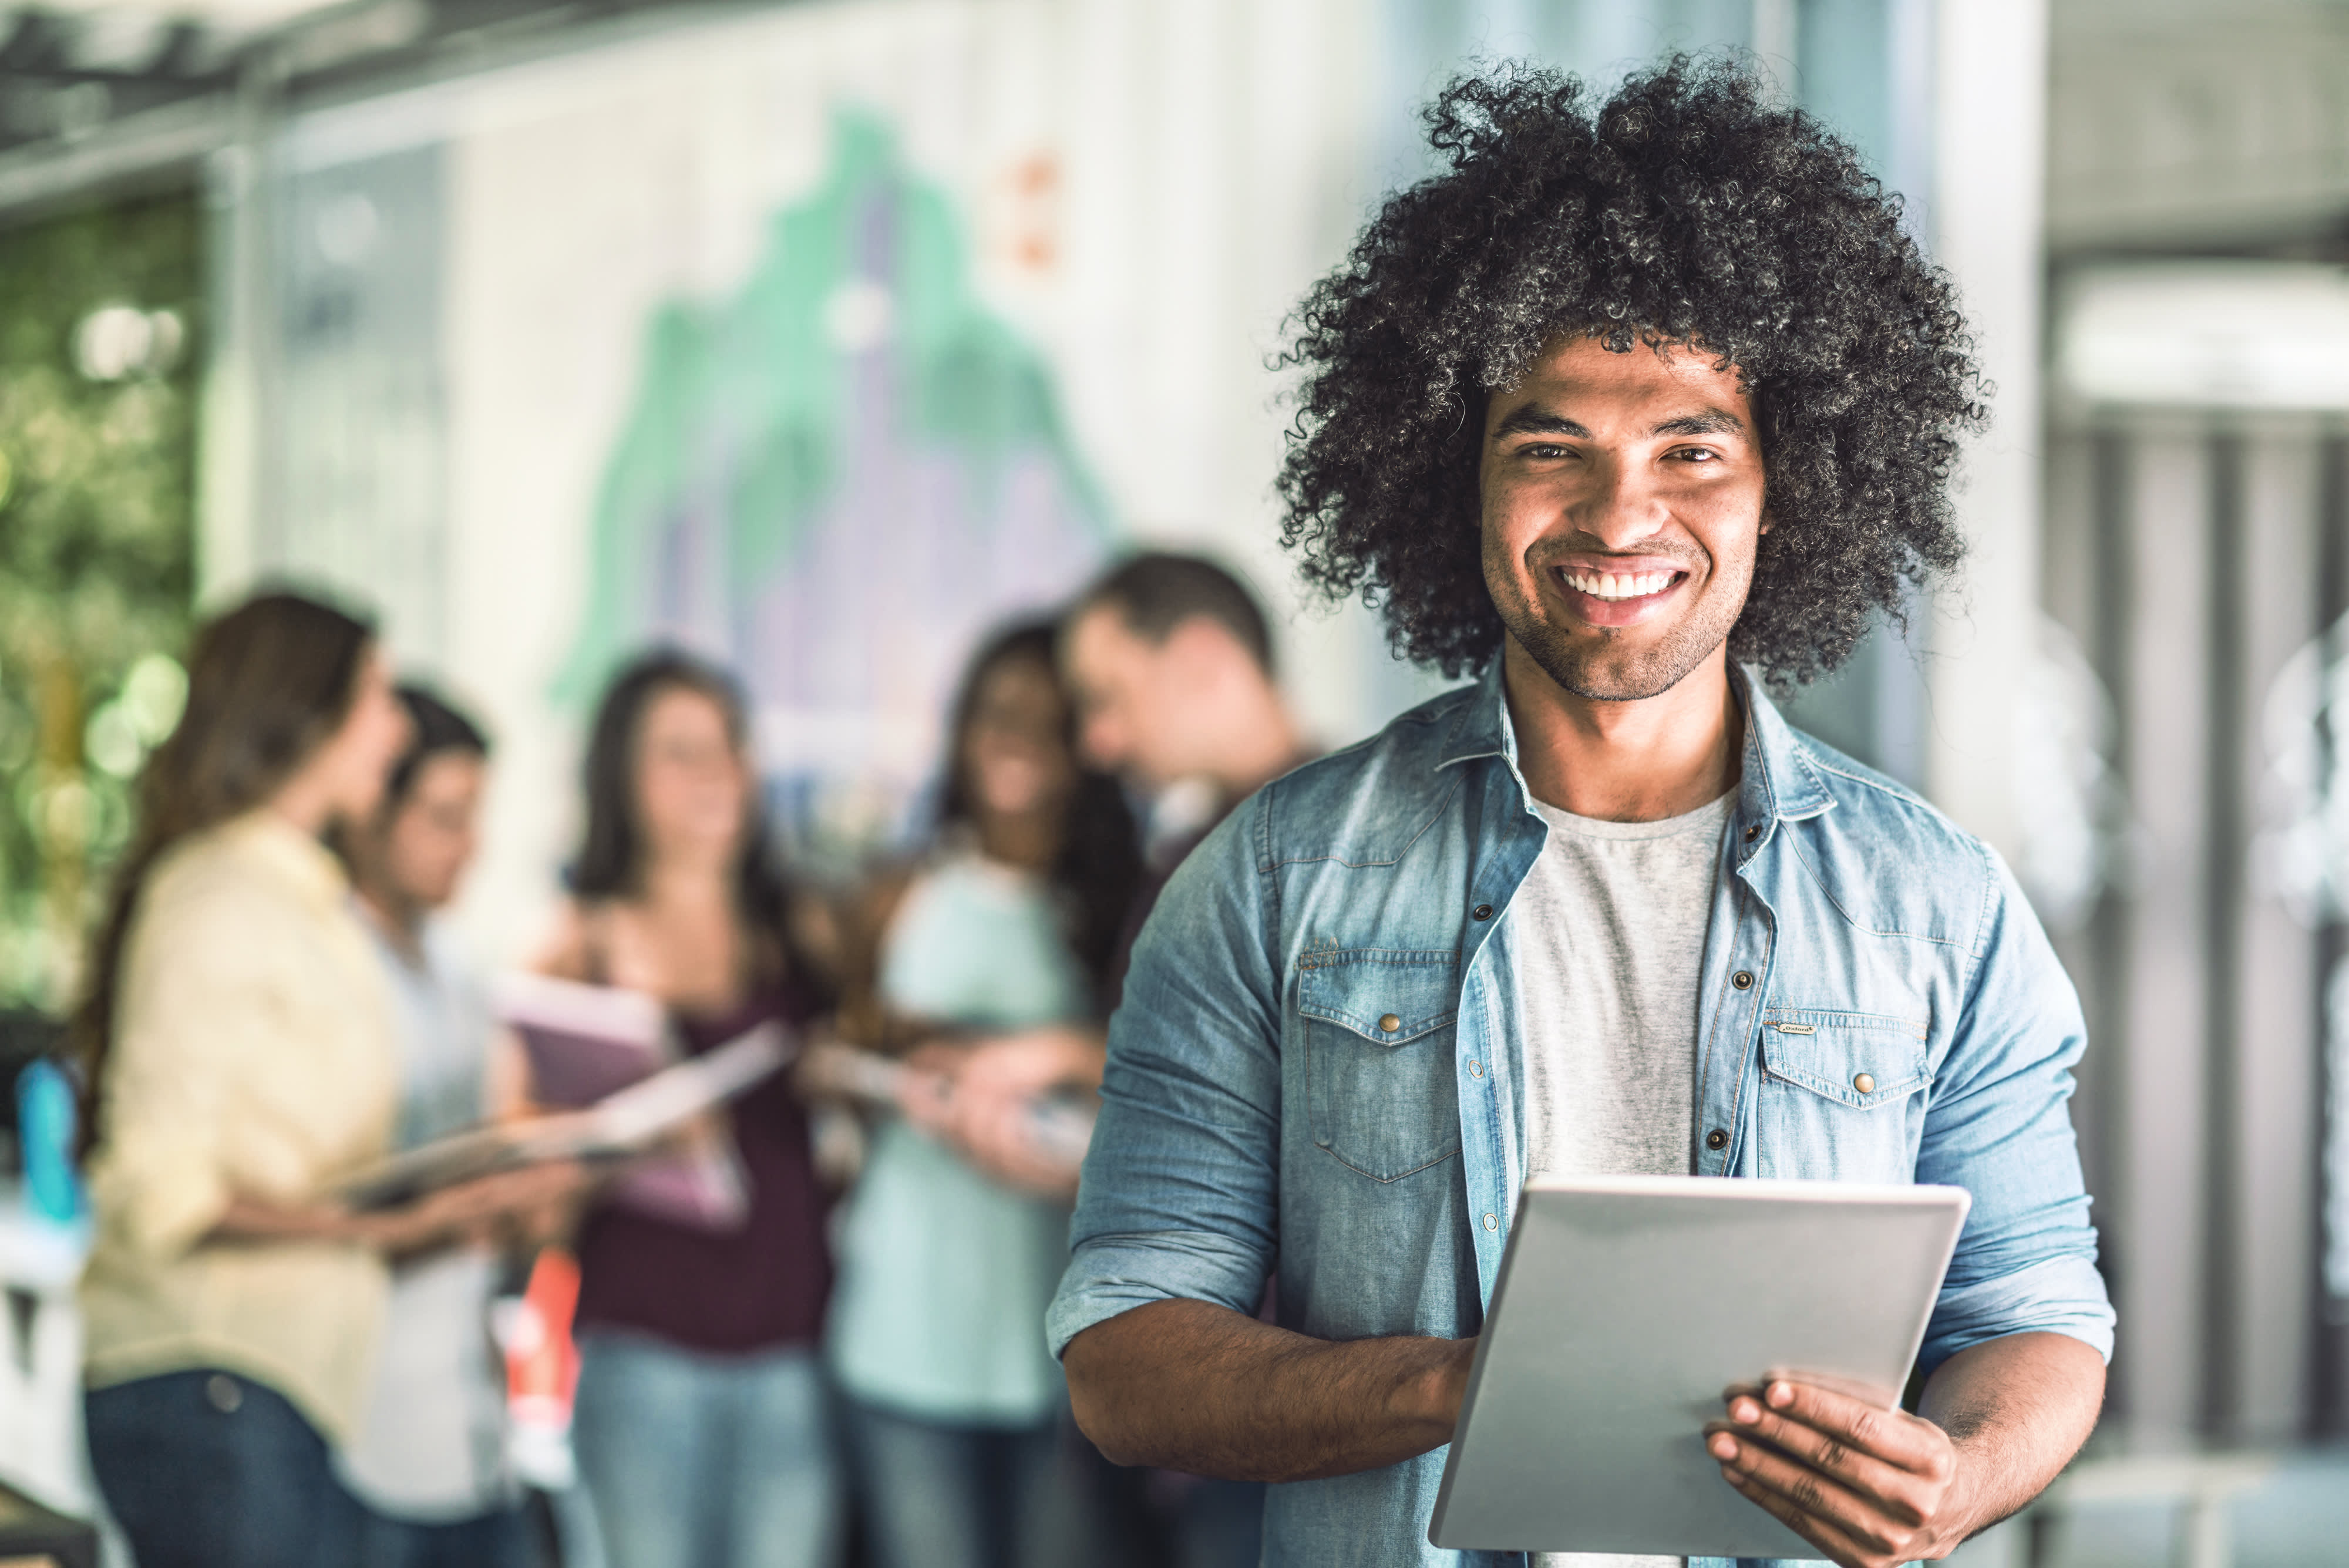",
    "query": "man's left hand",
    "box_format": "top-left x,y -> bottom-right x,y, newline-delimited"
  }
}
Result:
1705,1379 -> 1971,1567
